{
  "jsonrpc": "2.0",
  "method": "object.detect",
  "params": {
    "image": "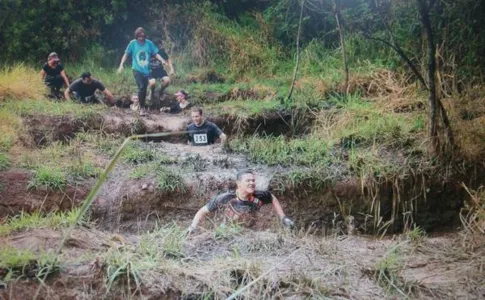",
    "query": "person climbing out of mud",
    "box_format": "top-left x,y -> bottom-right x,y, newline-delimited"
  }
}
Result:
40,52 -> 70,99
188,169 -> 295,233
187,107 -> 228,149
64,71 -> 114,105
117,27 -> 166,116
160,90 -> 191,113
147,38 -> 175,104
